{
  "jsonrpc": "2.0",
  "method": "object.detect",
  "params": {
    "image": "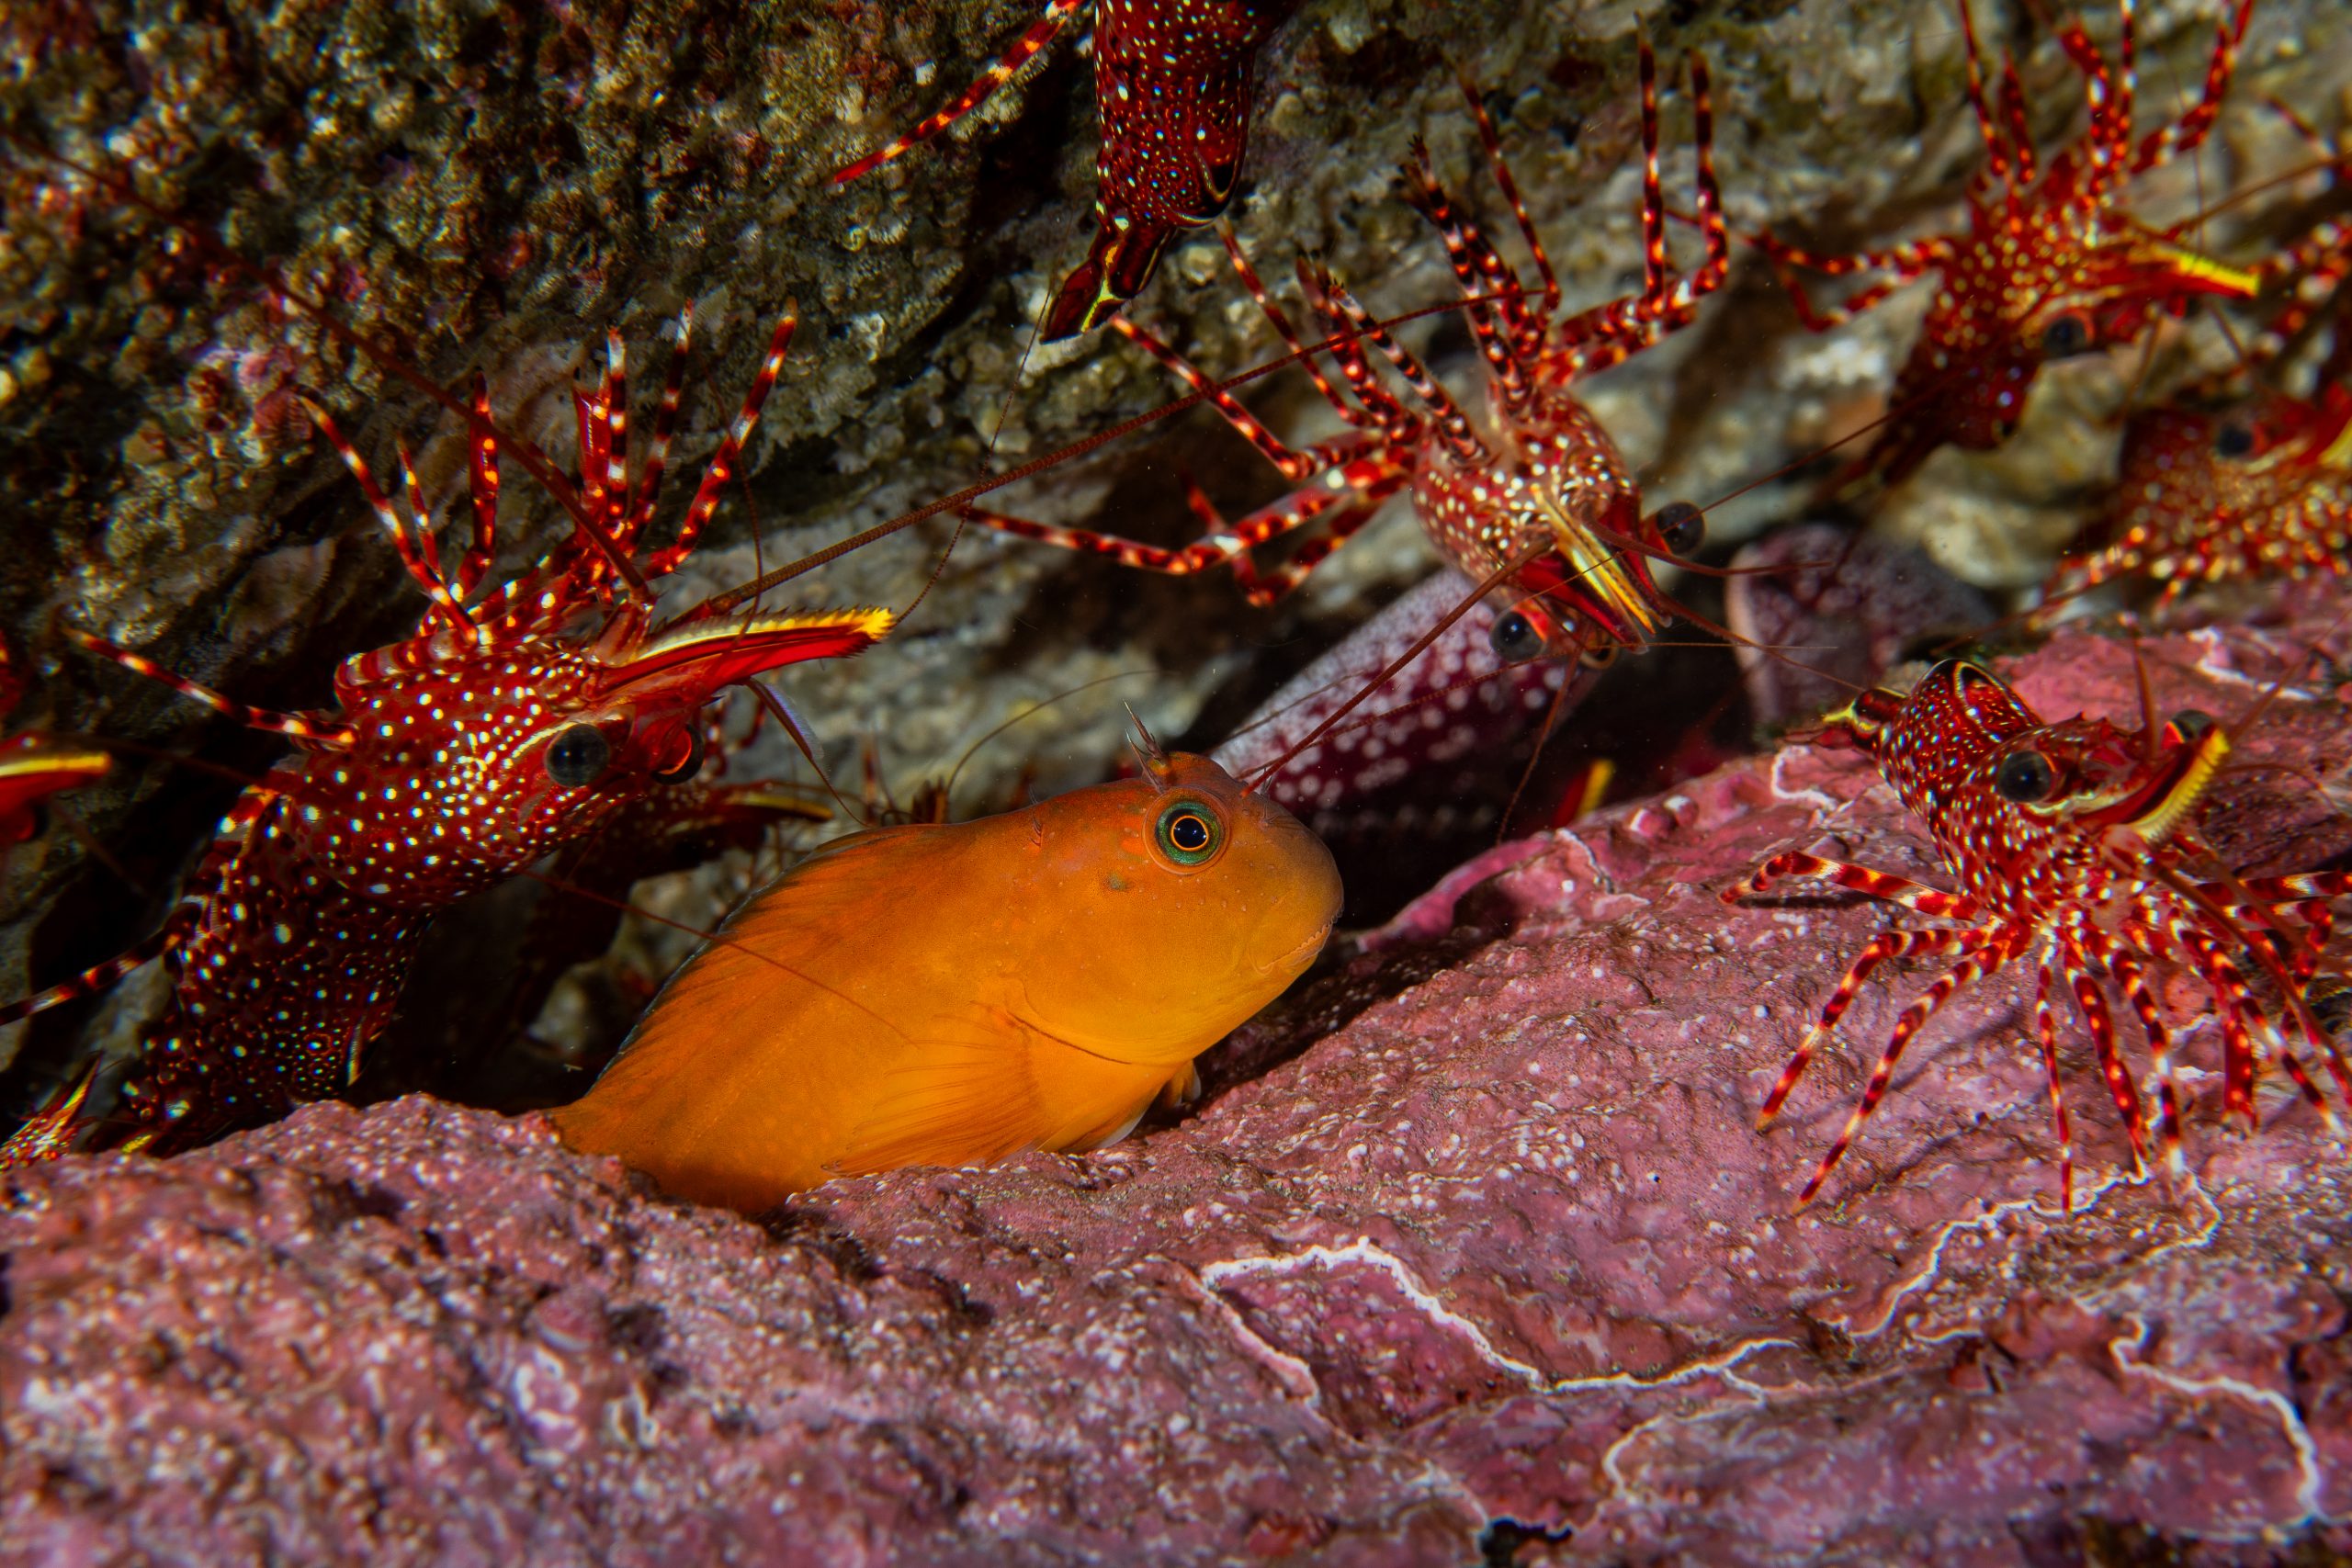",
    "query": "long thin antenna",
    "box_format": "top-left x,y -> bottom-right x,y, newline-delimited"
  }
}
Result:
1244,541 -> 1544,792
936,670 -> 1155,809
683,286 -> 1533,619
1126,704 -> 1171,787
752,682 -> 864,828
